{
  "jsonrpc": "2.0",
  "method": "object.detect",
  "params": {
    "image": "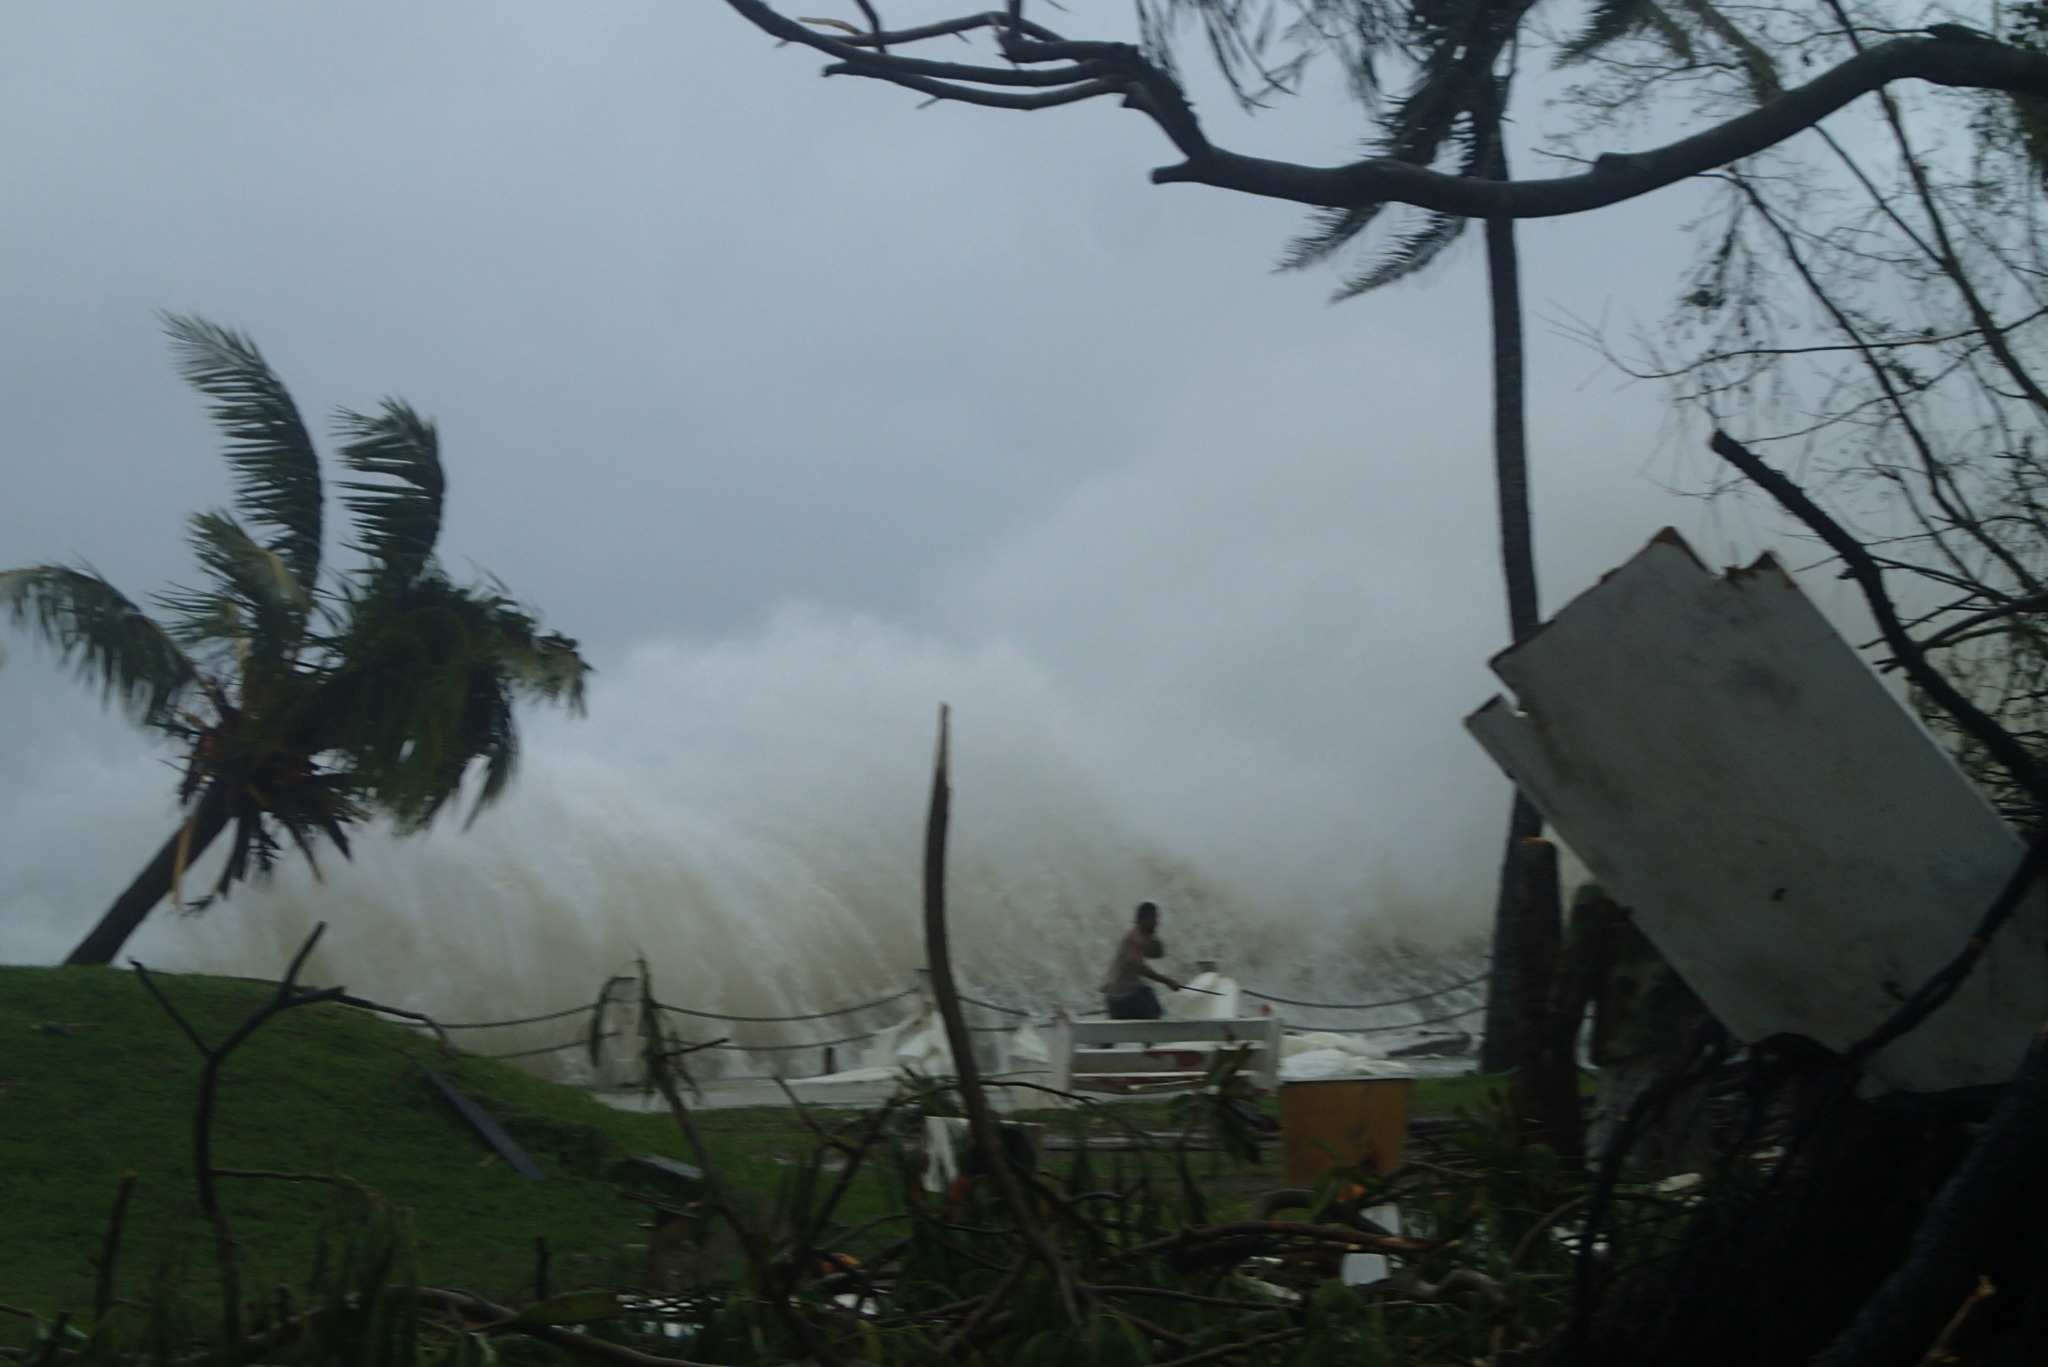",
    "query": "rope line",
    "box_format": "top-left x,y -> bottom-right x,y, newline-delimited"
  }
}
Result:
955,990 -> 1031,1017
325,967 -> 1493,1062
473,1031 -> 618,1061
1240,969 -> 1491,1011
1287,1003 -> 1486,1034
706,1027 -> 889,1052
433,1002 -> 602,1031
655,985 -> 919,1024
